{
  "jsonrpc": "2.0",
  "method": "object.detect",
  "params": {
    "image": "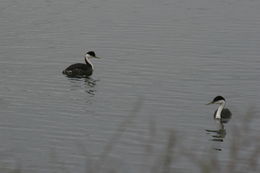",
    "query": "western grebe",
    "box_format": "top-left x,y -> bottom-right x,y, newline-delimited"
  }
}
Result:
62,51 -> 100,77
206,96 -> 232,123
